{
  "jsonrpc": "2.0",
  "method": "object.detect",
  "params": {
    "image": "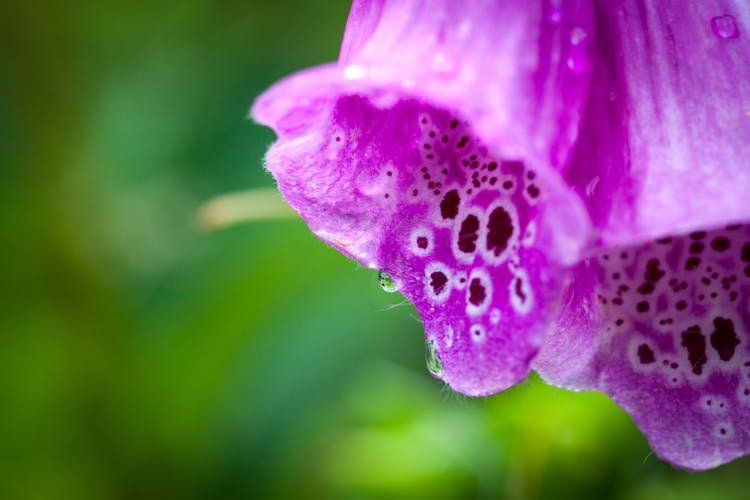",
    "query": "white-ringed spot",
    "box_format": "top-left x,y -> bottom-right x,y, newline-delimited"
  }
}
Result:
409,227 -> 434,256
425,262 -> 452,303
470,324 -> 486,344
509,268 -> 534,315
466,268 -> 492,317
